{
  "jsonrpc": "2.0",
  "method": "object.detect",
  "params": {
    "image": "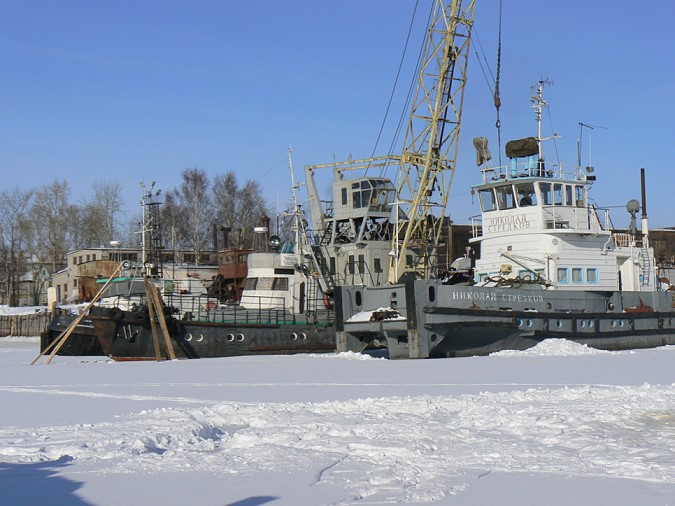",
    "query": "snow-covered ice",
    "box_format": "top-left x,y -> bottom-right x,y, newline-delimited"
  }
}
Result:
0,337 -> 673,505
